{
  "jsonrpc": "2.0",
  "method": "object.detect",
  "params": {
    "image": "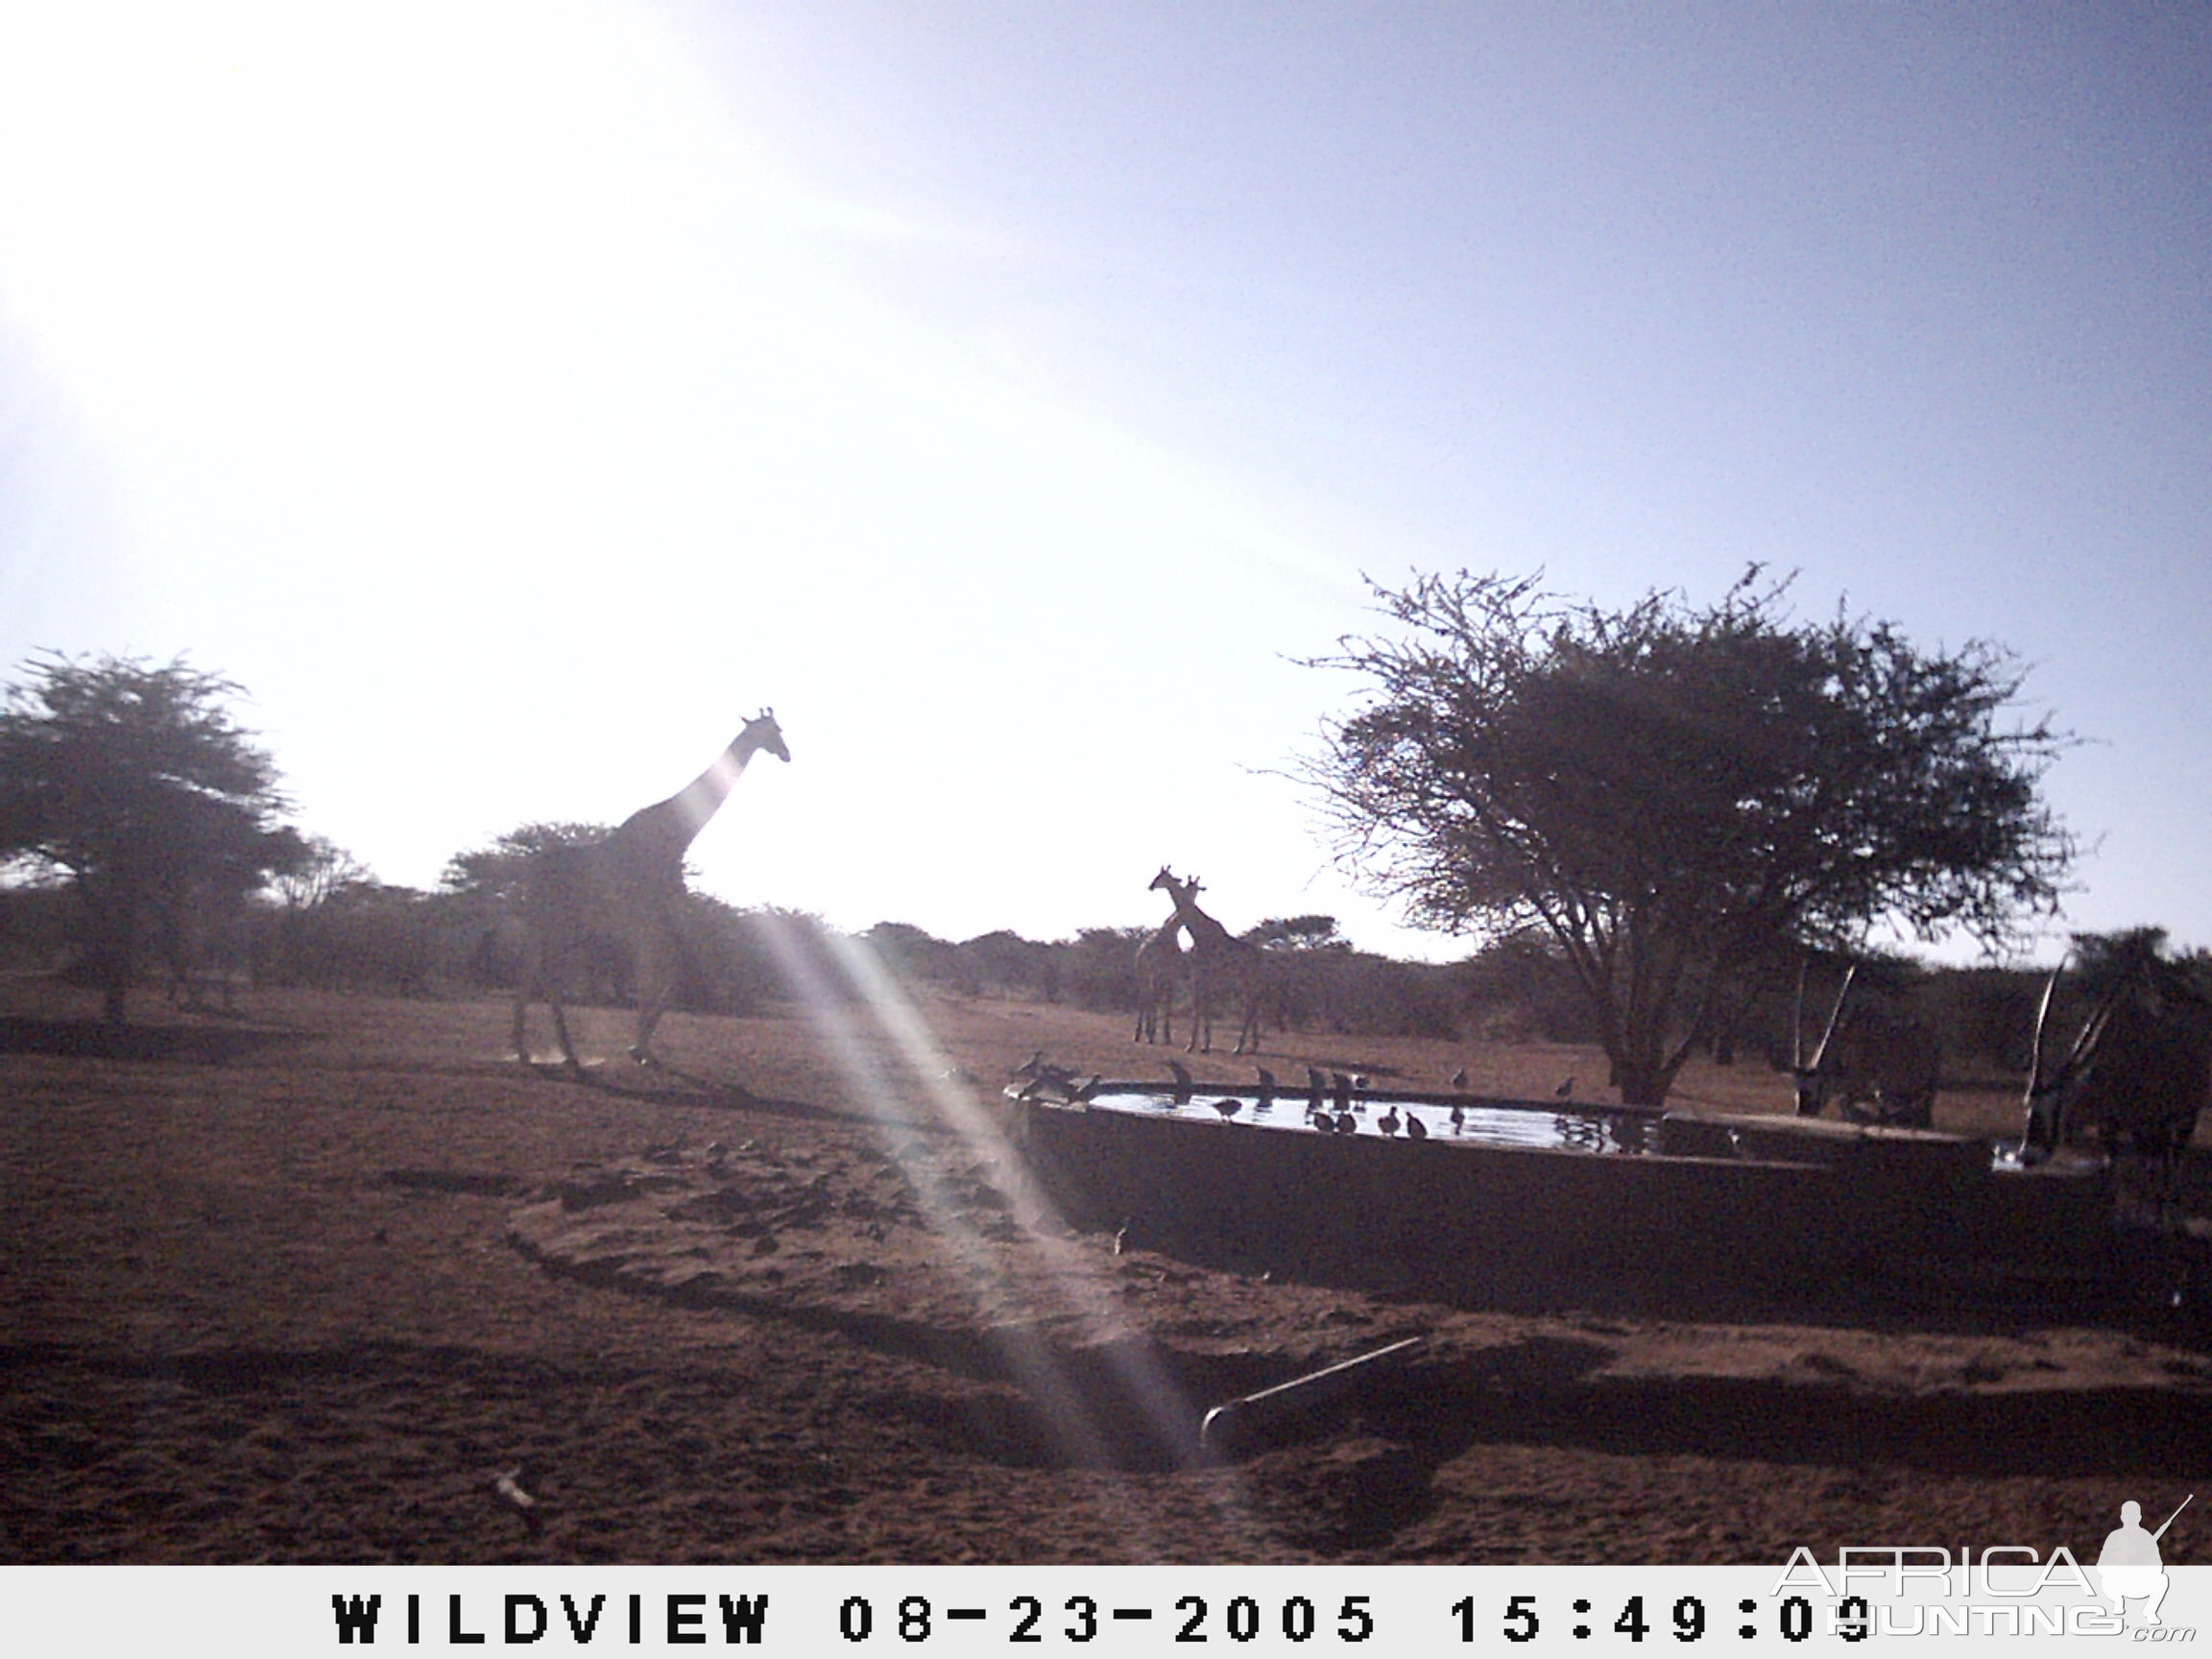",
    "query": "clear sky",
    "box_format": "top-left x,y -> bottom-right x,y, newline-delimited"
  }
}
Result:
1,3 -> 2205,964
